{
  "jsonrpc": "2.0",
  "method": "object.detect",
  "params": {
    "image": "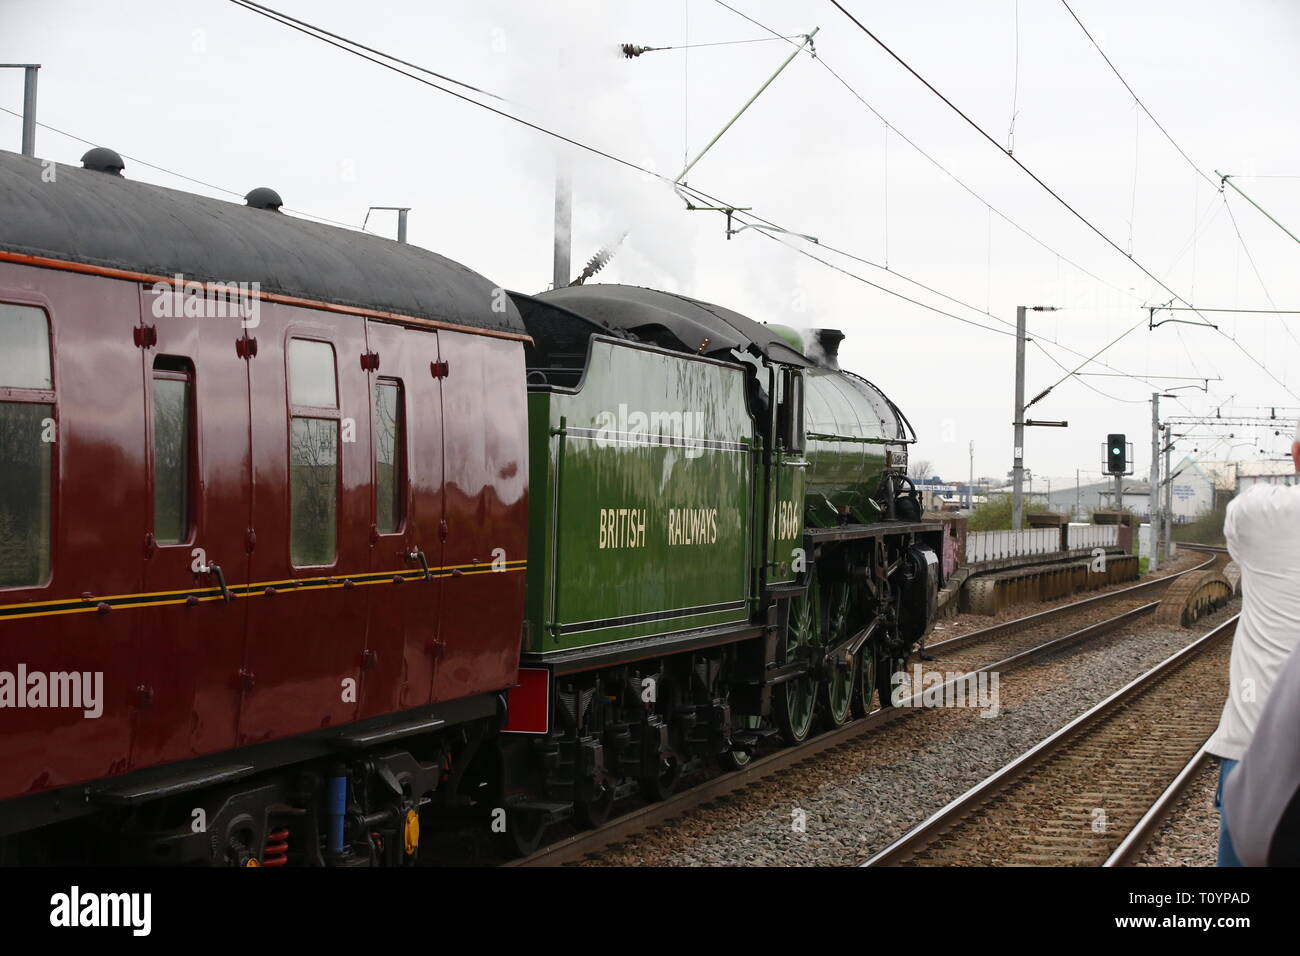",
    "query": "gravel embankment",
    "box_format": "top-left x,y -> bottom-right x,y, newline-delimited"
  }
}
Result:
587,600 -> 1238,867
